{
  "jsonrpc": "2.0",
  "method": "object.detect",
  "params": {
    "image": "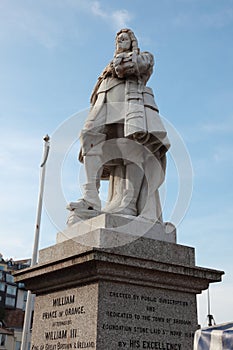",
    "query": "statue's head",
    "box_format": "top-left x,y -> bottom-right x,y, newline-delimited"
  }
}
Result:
115,28 -> 139,54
